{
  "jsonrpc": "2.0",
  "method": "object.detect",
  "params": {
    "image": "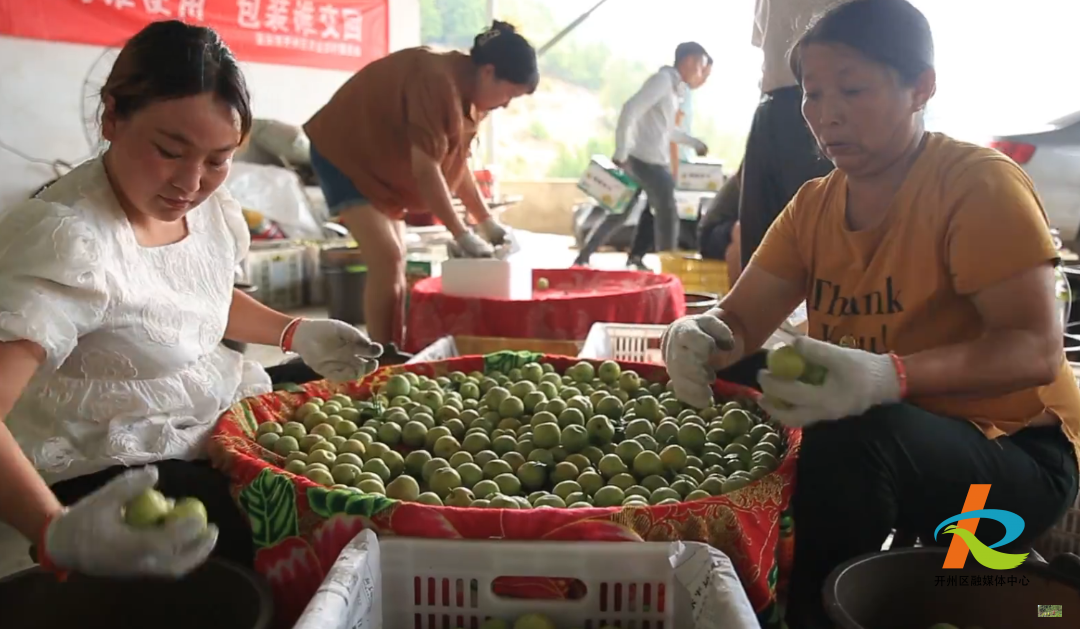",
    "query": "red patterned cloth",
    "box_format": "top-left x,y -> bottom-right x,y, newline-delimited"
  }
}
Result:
403,268 -> 687,352
209,354 -> 797,628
